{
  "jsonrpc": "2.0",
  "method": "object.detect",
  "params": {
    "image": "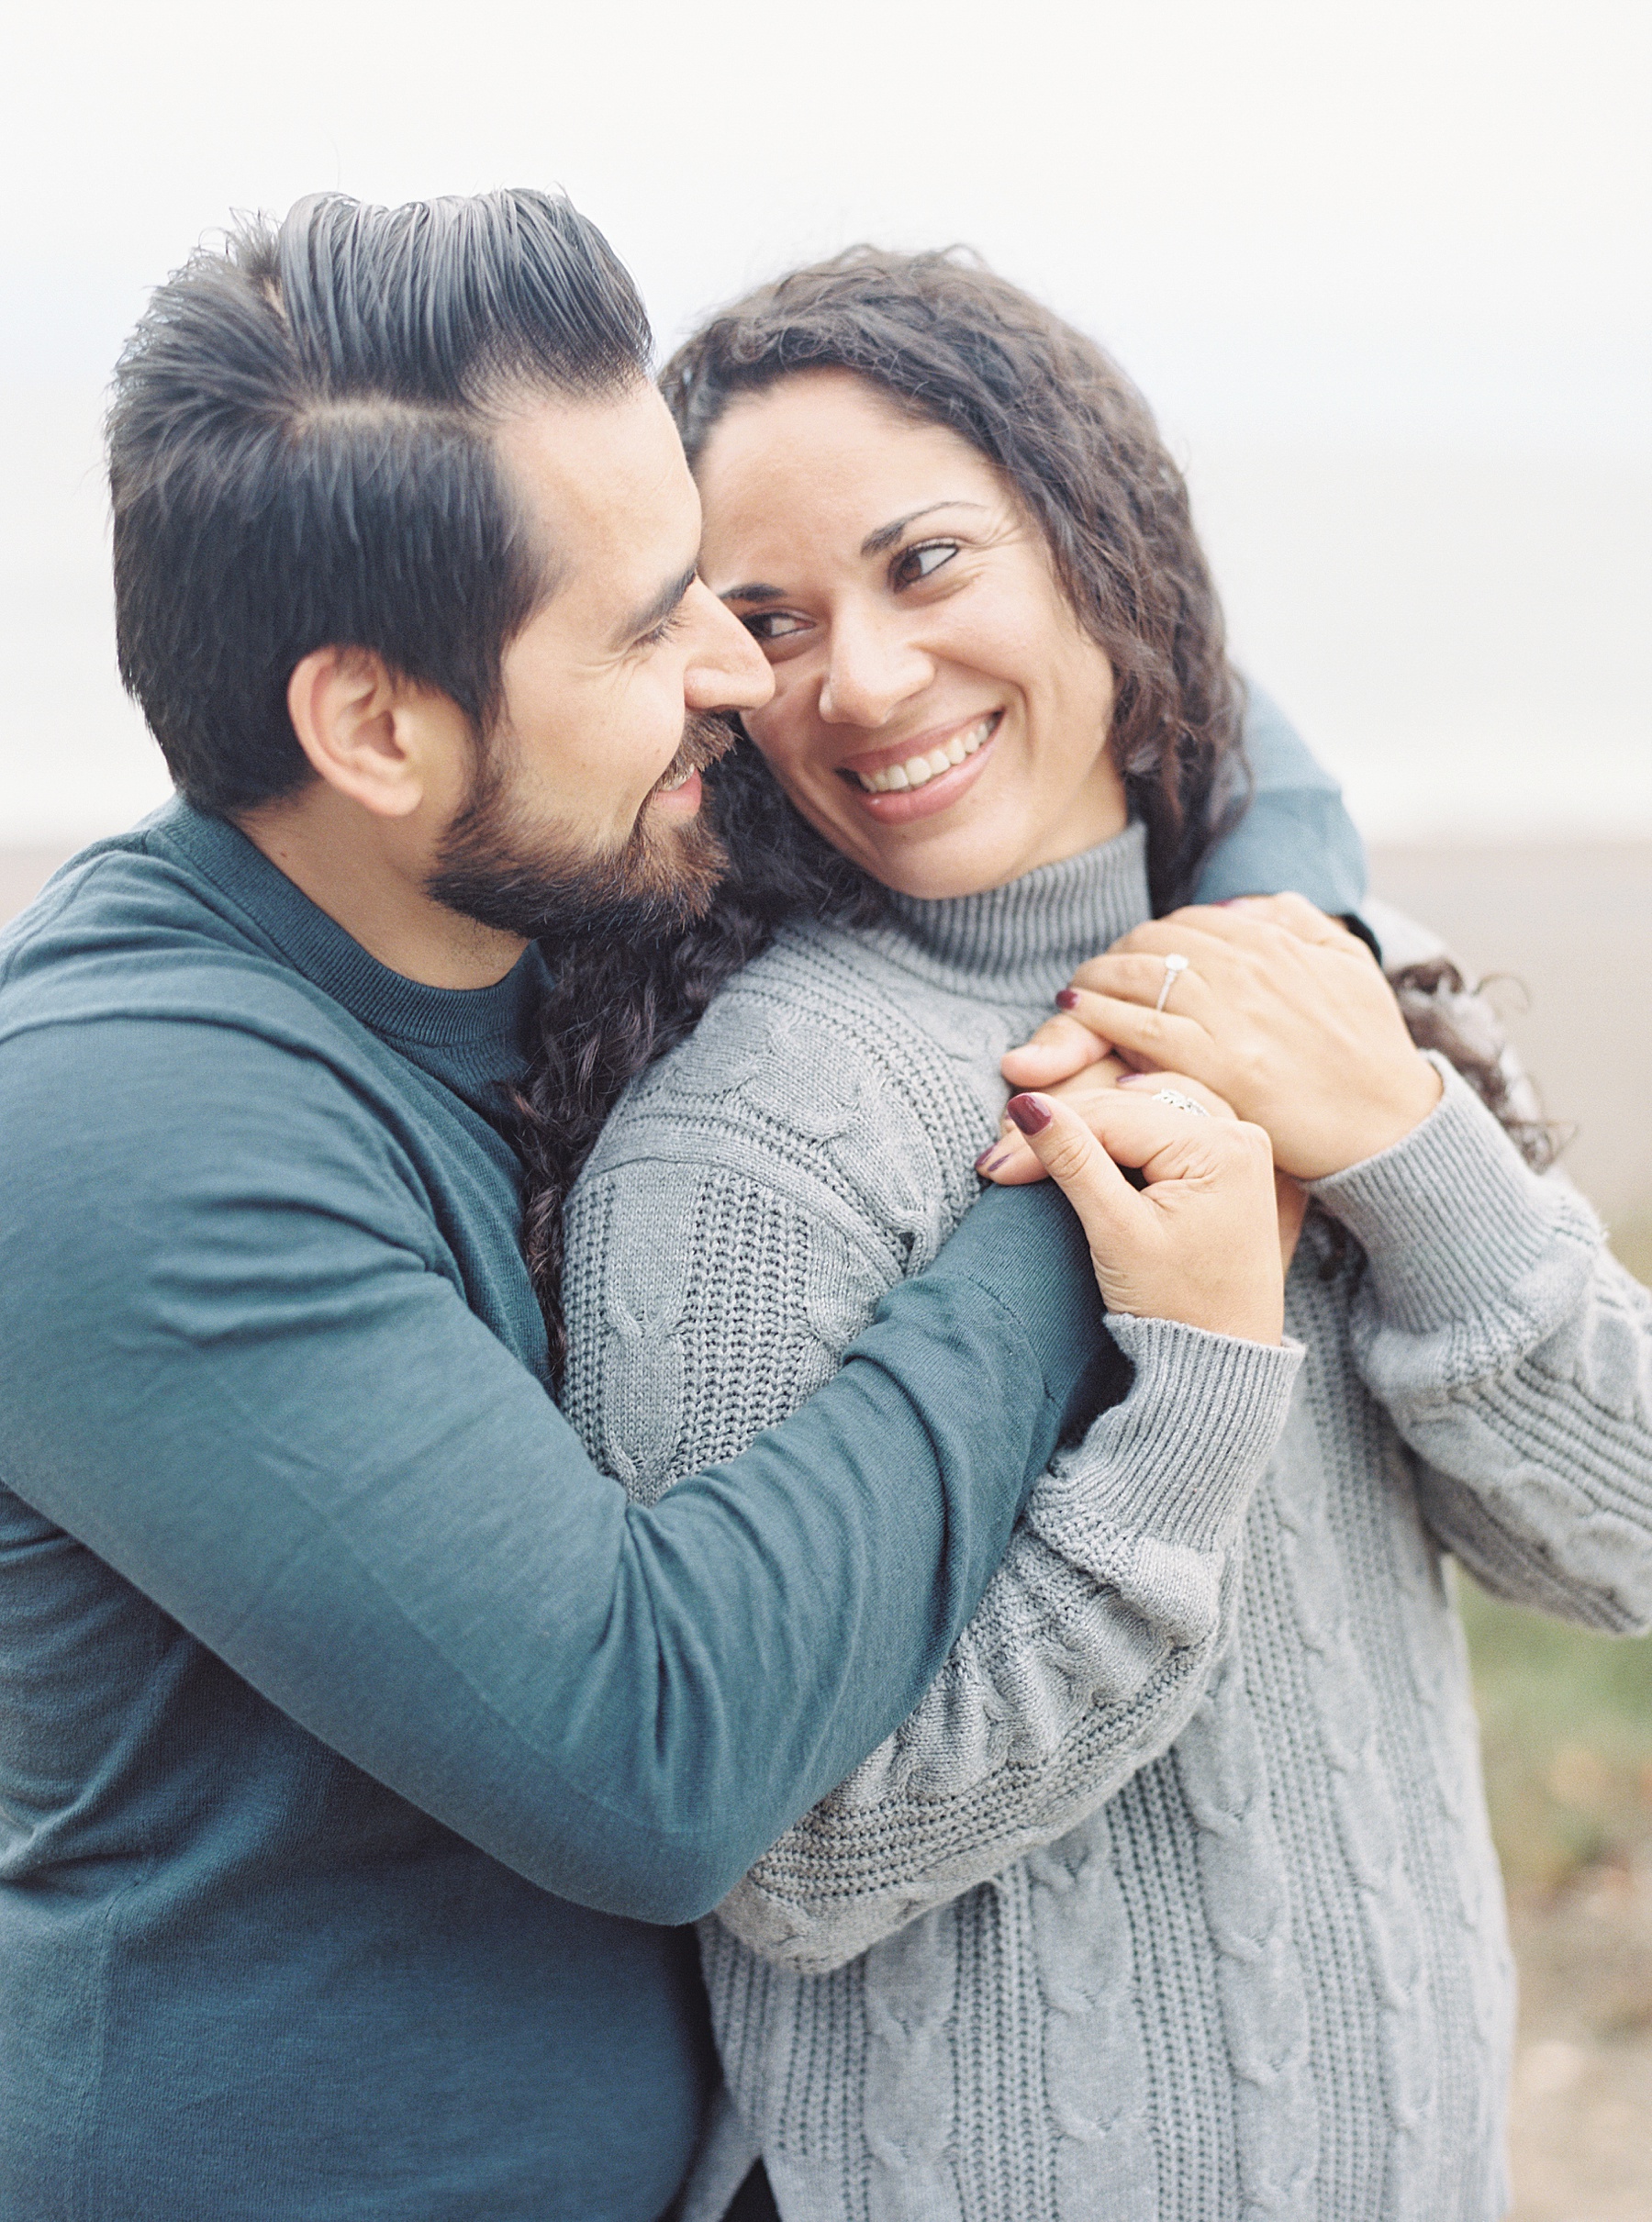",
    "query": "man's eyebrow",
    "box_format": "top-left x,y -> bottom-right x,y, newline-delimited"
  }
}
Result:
719,502 -> 991,603
618,560 -> 698,645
